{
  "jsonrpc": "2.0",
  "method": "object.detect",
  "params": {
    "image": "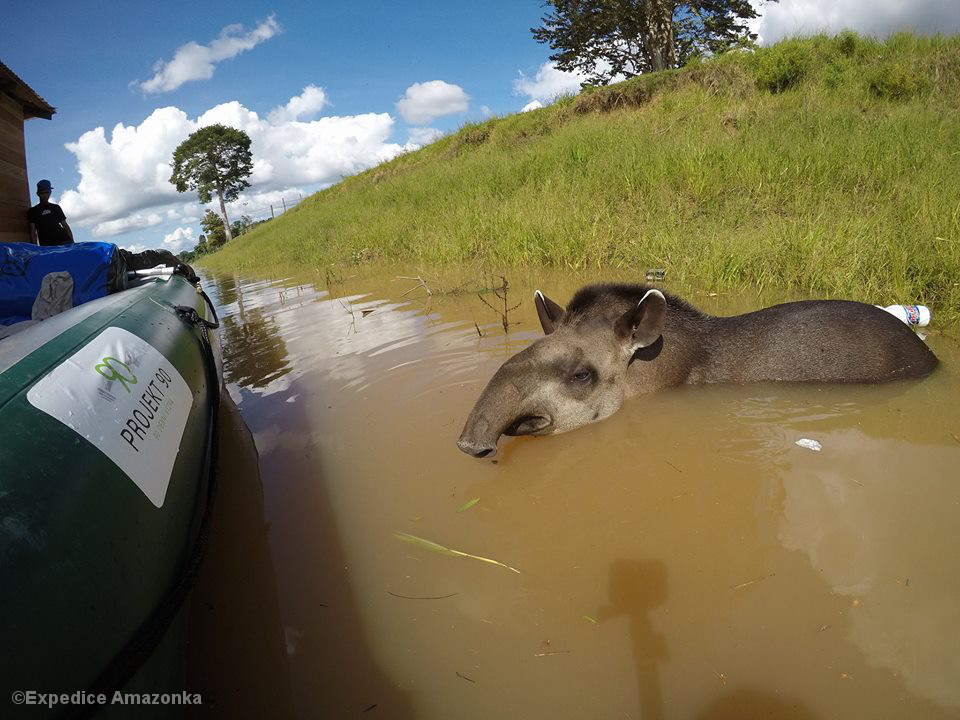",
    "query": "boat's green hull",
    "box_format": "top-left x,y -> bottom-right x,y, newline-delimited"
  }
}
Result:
0,274 -> 220,714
